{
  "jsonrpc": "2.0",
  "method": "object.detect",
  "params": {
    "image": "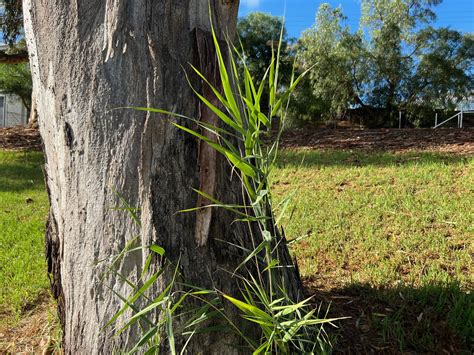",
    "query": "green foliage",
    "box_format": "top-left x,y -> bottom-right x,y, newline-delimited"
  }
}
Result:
237,12 -> 294,86
0,0 -> 23,46
237,12 -> 295,114
408,29 -> 474,111
298,0 -> 473,126
223,278 -> 338,354
106,20 -> 335,354
285,75 -> 329,125
103,244 -> 187,355
299,4 -> 368,120
0,62 -> 32,111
